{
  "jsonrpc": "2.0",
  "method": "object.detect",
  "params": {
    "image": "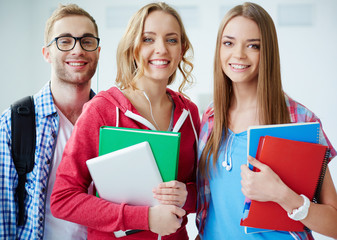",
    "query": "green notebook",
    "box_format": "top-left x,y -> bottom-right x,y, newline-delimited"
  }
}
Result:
99,126 -> 181,182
